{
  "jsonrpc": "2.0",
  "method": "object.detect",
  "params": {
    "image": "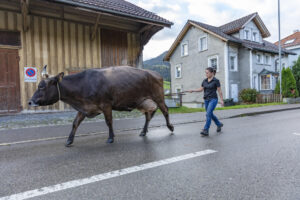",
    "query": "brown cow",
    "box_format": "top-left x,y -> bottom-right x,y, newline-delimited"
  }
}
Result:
28,66 -> 174,146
